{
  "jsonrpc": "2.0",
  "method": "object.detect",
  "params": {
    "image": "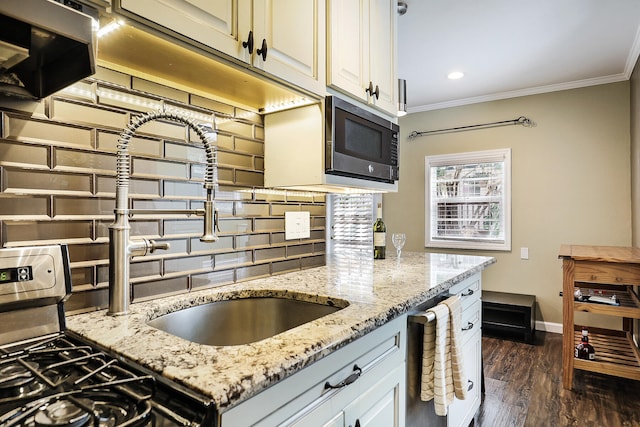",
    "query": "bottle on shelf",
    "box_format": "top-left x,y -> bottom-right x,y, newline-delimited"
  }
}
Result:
373,202 -> 386,259
574,327 -> 595,360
